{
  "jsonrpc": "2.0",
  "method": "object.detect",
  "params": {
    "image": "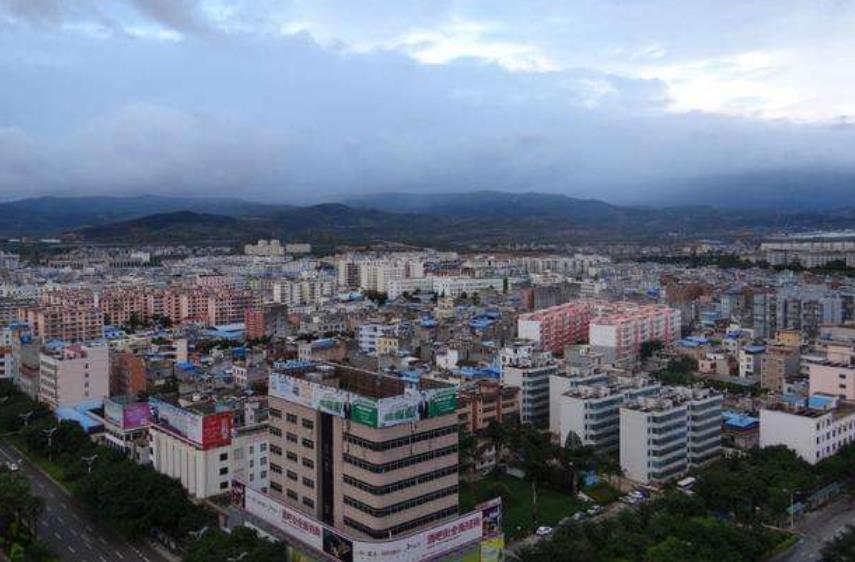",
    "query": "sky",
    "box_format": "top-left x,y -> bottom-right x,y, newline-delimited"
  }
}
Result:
1,0 -> 854,204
